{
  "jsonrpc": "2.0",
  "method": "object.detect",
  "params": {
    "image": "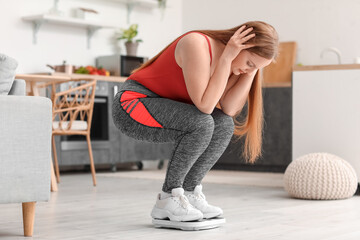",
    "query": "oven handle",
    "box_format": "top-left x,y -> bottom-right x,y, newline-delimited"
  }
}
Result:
93,98 -> 107,103
65,97 -> 107,103
113,85 -> 119,97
